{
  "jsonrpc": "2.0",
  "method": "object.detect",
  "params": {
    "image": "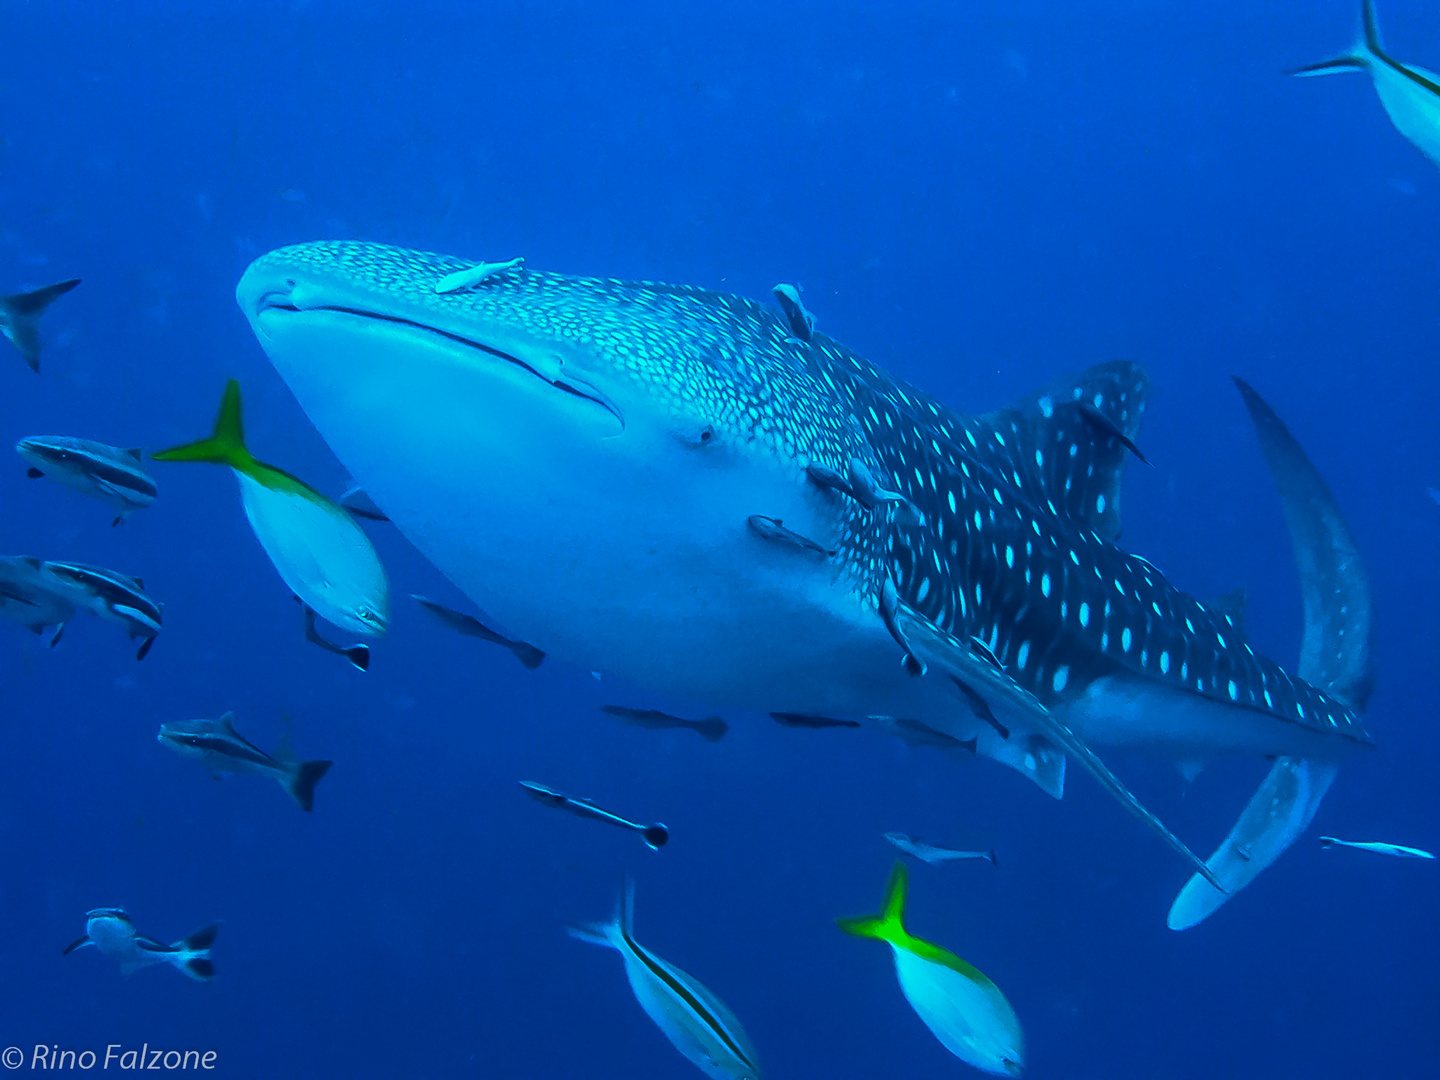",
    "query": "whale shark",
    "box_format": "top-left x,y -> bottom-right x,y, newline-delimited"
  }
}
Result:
235,241 -> 1373,926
